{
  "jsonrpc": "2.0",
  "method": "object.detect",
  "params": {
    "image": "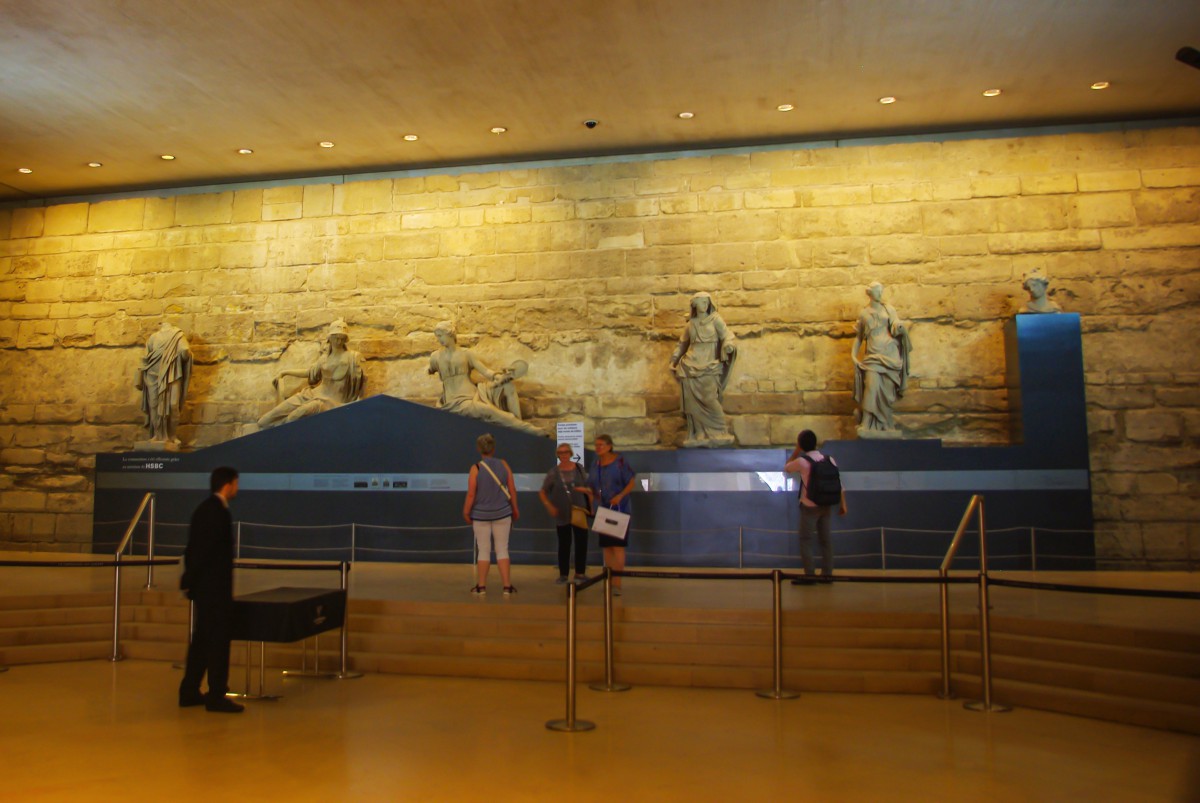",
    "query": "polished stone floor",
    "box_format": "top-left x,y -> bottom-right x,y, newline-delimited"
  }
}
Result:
1,659 -> 1197,801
